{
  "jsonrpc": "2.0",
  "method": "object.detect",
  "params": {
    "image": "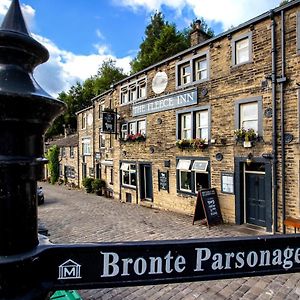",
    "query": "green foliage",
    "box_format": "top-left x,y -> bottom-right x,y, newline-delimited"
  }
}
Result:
92,179 -> 106,195
131,12 -> 214,73
45,145 -> 60,184
46,59 -> 126,139
279,0 -> 292,6
82,177 -> 94,193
